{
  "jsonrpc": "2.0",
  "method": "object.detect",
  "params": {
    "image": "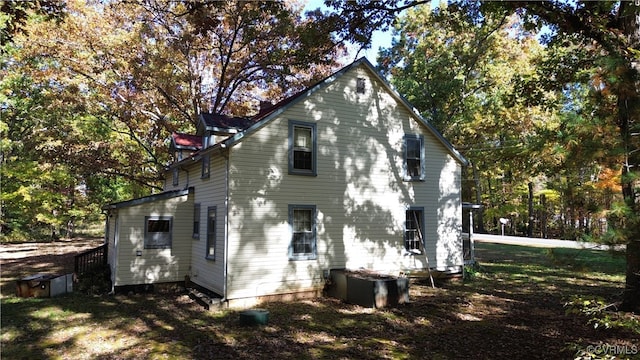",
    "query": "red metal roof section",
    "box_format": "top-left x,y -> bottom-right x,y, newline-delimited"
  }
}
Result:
172,132 -> 202,149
